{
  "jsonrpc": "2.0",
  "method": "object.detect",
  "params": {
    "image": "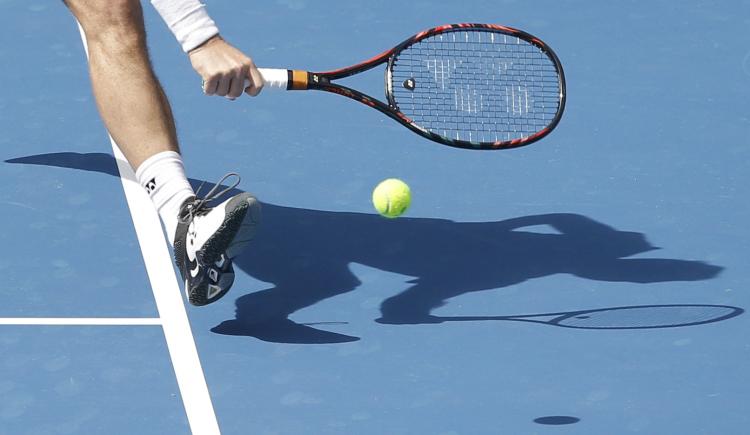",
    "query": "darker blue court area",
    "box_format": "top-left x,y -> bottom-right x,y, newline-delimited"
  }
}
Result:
2,1 -> 749,434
